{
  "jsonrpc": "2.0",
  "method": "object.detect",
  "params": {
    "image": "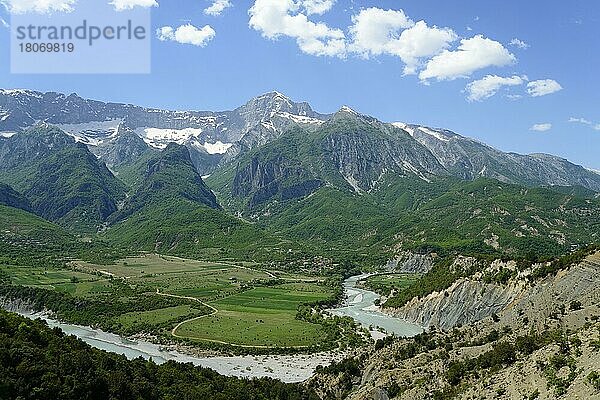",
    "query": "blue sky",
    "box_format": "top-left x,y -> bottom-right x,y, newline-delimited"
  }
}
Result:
0,0 -> 599,169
